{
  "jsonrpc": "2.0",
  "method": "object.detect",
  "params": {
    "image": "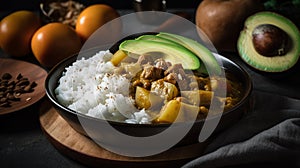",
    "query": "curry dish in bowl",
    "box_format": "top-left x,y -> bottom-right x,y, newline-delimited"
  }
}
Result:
45,32 -> 252,146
